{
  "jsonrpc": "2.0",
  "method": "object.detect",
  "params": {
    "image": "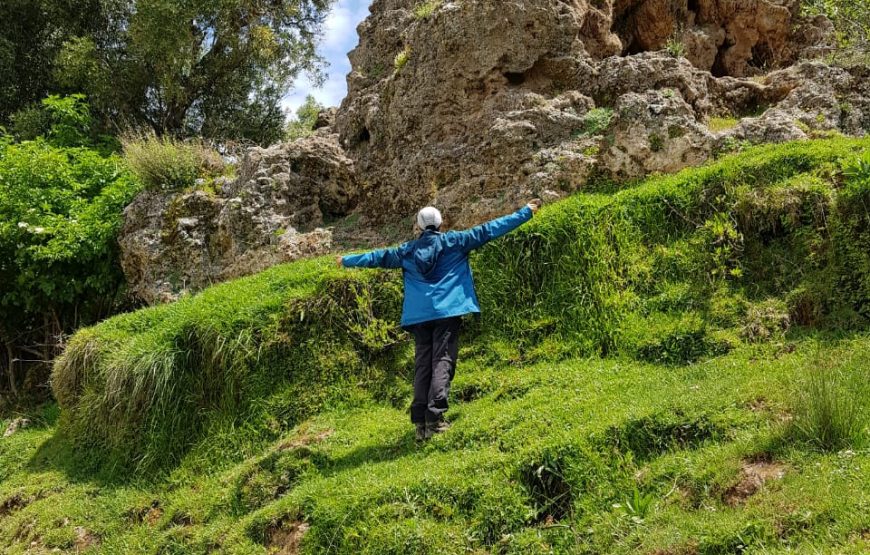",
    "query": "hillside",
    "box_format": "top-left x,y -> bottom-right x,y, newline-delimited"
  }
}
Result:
1,138 -> 869,553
